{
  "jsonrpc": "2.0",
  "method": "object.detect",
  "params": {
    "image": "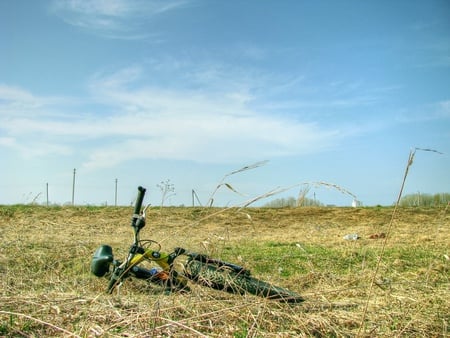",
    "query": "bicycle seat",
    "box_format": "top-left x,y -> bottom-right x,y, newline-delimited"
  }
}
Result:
91,245 -> 114,277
